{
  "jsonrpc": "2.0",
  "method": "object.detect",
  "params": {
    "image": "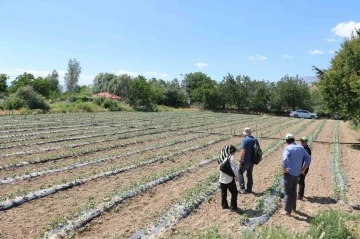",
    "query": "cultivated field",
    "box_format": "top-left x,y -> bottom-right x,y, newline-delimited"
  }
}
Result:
0,112 -> 359,239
